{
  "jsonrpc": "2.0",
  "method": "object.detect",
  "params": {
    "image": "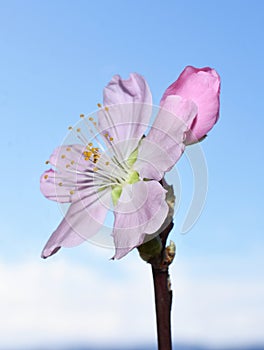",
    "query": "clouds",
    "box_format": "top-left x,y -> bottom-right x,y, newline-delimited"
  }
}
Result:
0,253 -> 263,349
